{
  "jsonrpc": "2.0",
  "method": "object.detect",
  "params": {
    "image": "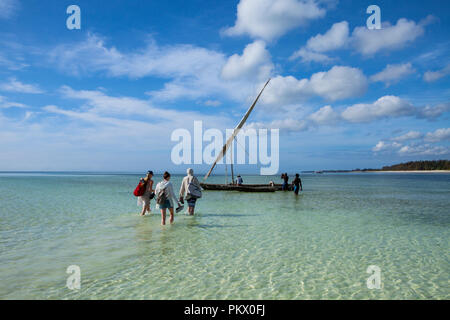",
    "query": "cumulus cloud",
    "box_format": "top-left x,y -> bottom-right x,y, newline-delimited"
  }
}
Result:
290,21 -> 348,62
308,105 -> 340,125
0,77 -> 44,94
372,141 -> 402,152
424,128 -> 450,142
223,0 -> 326,41
417,102 -> 450,119
372,141 -> 449,156
289,48 -> 333,63
370,63 -> 416,86
352,18 -> 426,56
248,96 -> 450,133
373,127 -> 450,156
50,33 -> 268,103
341,96 -> 415,123
292,17 -> 432,62
221,40 -> 273,81
333,98 -> 449,125
262,66 -> 367,105
307,21 -> 349,52
398,144 -> 450,156
391,131 -> 423,142
423,64 -> 450,82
